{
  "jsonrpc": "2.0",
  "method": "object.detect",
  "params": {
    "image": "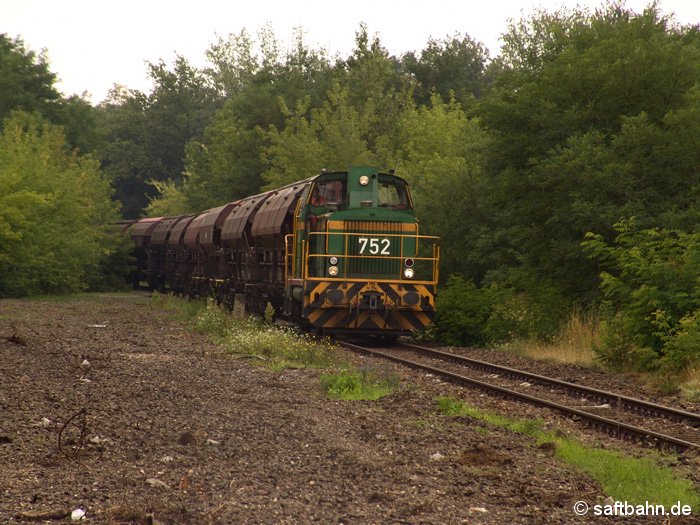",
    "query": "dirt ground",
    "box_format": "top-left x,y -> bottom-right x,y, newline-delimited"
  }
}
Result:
0,293 -> 697,524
